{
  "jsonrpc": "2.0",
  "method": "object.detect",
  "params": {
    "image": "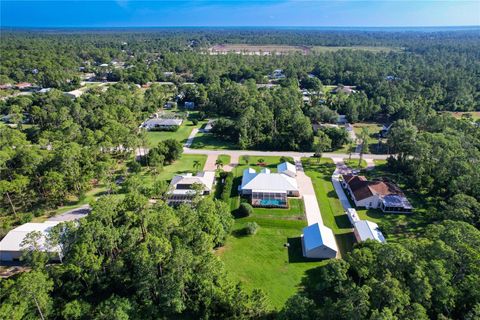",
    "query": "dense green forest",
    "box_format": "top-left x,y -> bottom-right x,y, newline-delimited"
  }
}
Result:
1,29 -> 479,319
